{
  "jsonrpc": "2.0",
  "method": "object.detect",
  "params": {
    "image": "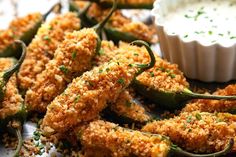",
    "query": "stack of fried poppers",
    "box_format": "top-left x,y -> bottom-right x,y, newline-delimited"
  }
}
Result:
1,0 -> 236,157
